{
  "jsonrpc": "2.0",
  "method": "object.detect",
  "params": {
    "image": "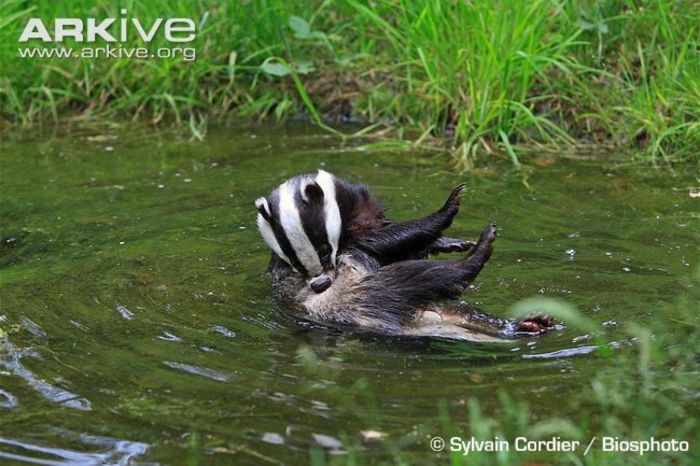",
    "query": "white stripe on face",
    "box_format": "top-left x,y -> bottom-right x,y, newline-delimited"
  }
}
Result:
278,180 -> 323,276
316,169 -> 341,266
257,213 -> 291,265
